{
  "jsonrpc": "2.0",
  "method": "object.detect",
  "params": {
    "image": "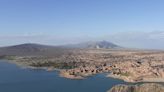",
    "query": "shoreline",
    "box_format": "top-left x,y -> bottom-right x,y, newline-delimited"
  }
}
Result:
1,59 -> 164,83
